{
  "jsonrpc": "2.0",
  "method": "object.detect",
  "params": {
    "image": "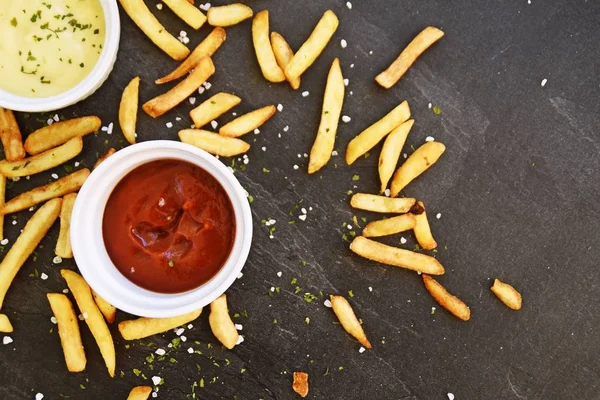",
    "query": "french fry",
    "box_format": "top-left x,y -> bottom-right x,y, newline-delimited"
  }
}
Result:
179,129 -> 250,157
350,236 -> 444,275
162,0 -> 207,30
0,199 -> 62,309
119,0 -> 190,60
190,93 -> 241,128
24,117 -> 101,155
0,108 -> 25,161
219,105 -> 276,137
350,193 -> 415,214
379,119 -> 414,192
422,274 -> 470,321
330,295 -> 371,349
94,148 -> 116,169
0,137 -> 83,178
118,308 -> 202,340
375,27 -> 445,89
207,4 -> 253,27
92,291 -> 117,324
1,169 -> 89,215
270,32 -> 301,90
292,372 -> 309,398
55,193 -> 76,259
47,293 -> 87,372
61,269 -> 115,377
208,293 -> 239,349
412,201 -> 436,250
252,11 -> 286,83
0,175 -> 5,240
285,10 -> 339,81
308,58 -> 344,174
390,141 -> 445,197
119,77 -> 140,145
346,101 -> 410,165
362,214 -> 415,238
143,57 -> 215,118
127,386 -> 153,400
155,27 -> 226,84
491,279 -> 522,310
0,314 -> 13,332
